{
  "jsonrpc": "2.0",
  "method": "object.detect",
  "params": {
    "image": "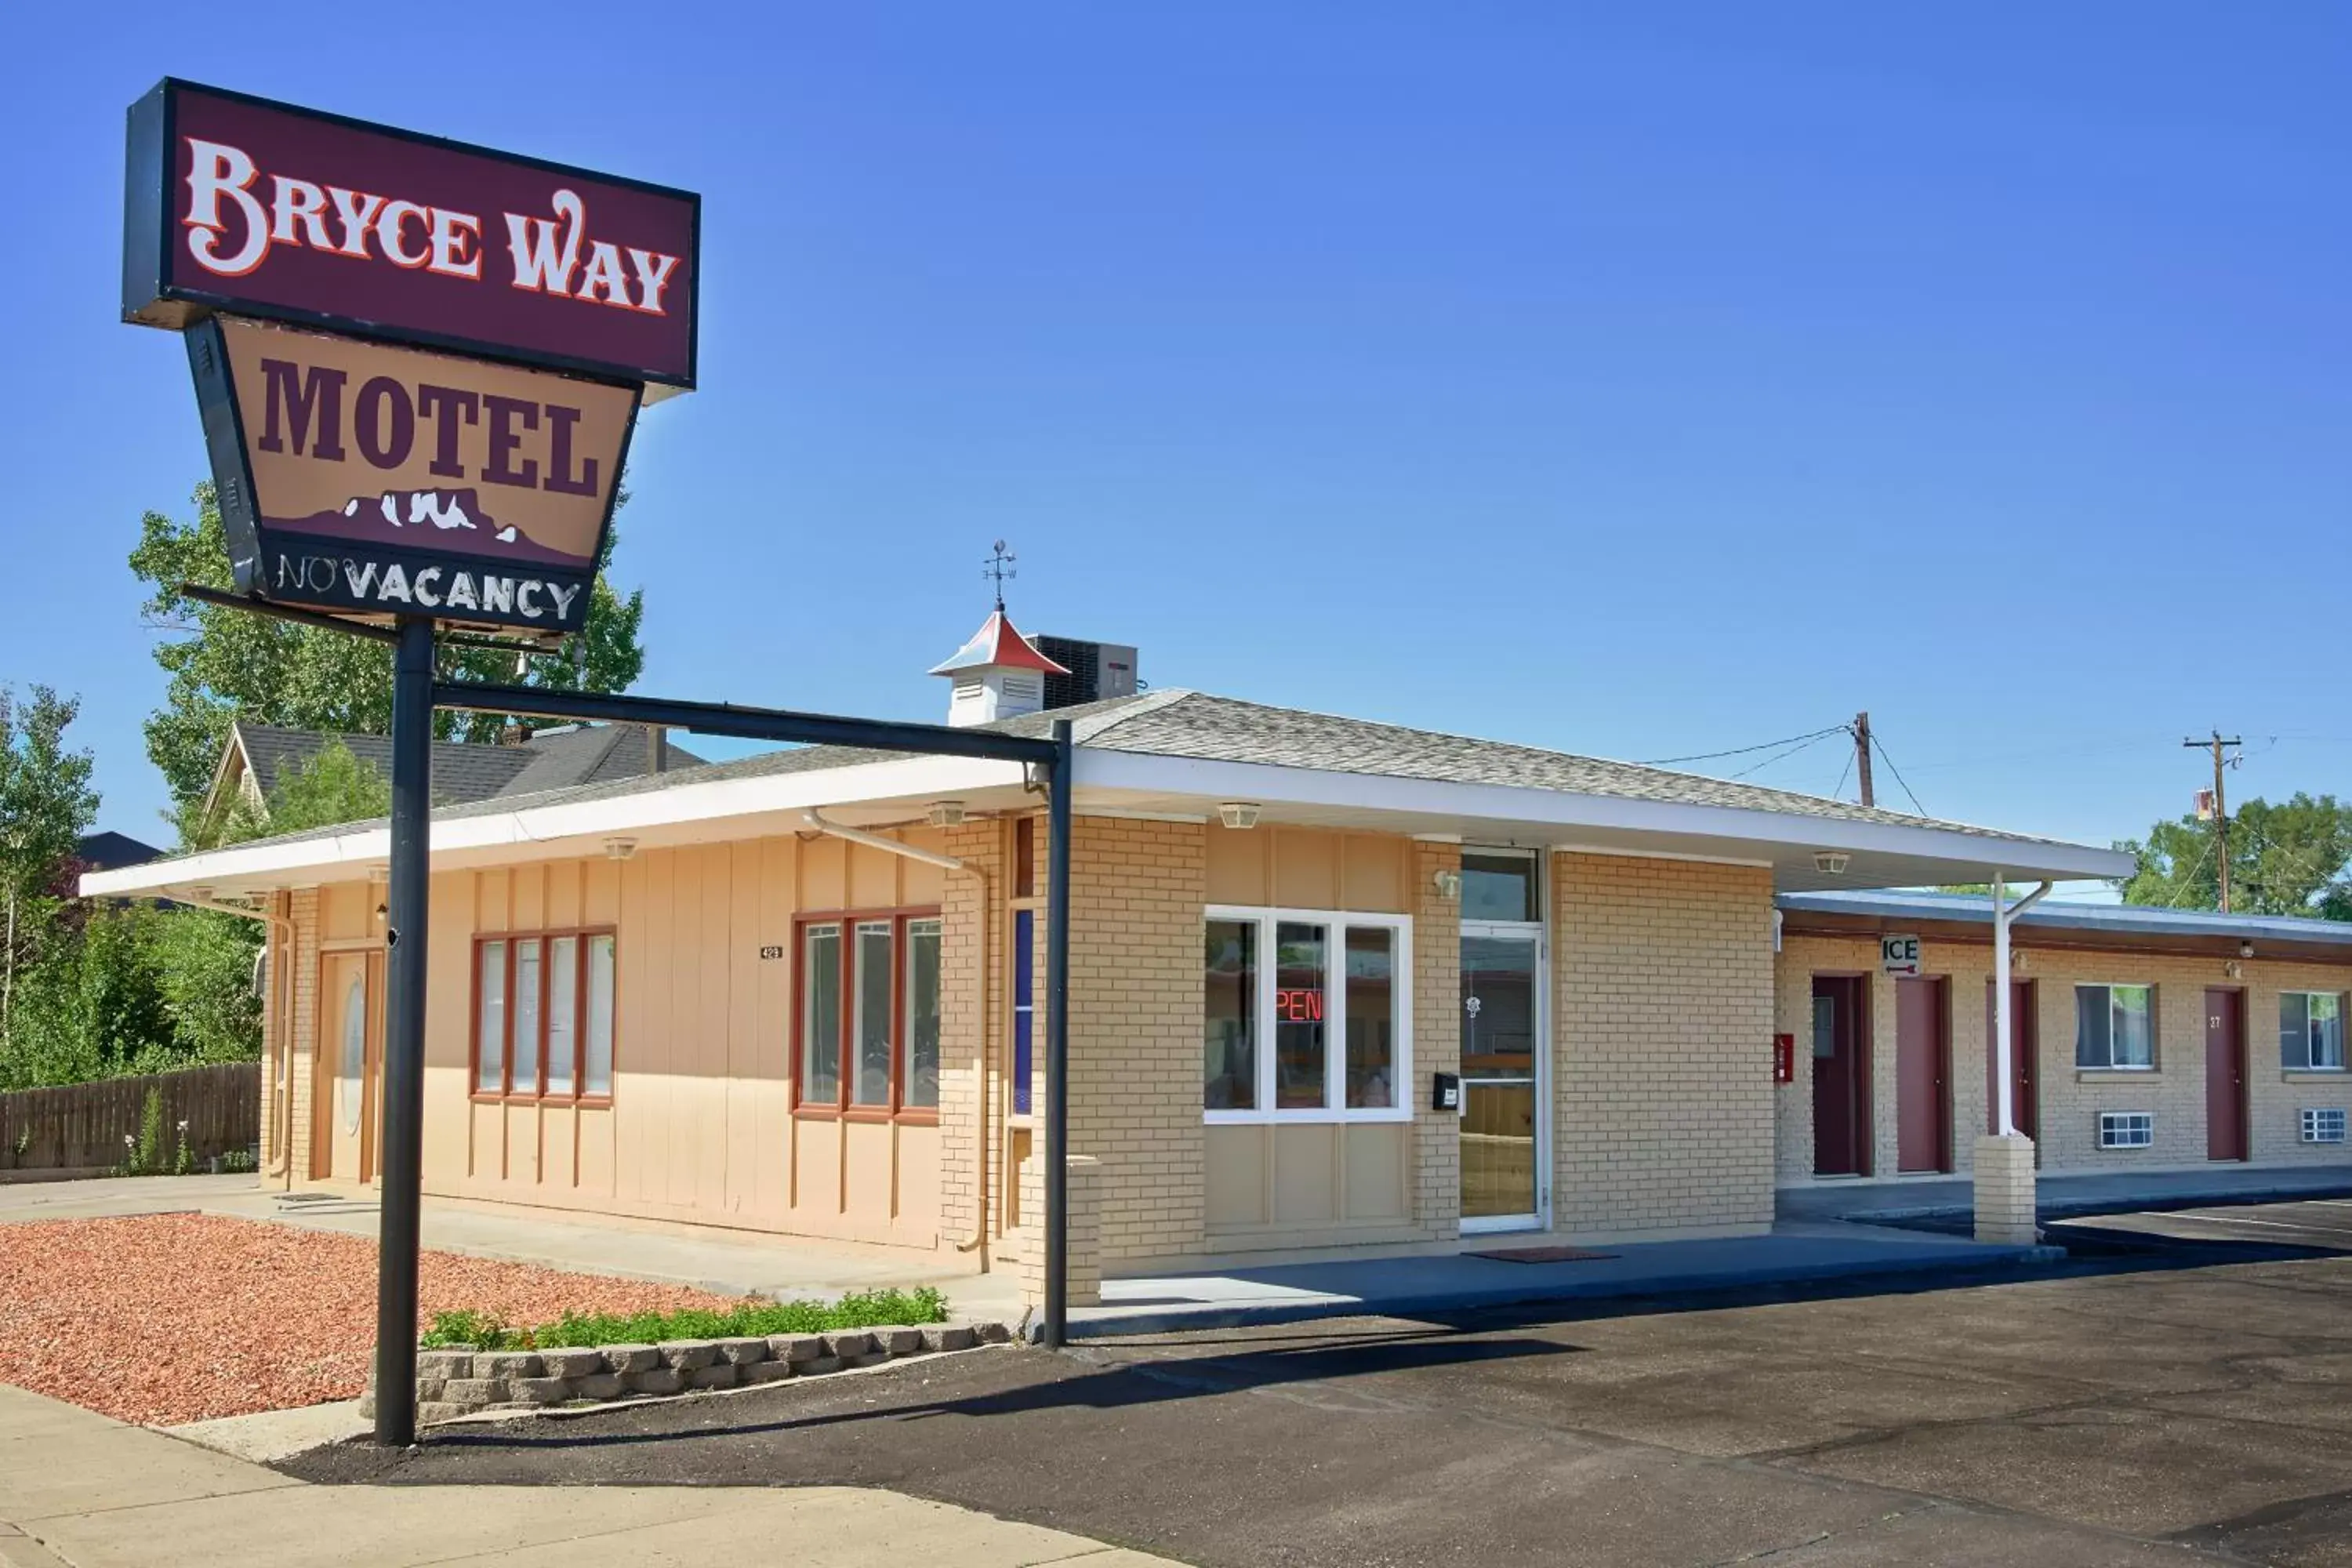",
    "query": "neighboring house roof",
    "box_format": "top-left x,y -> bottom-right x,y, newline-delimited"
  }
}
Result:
75,832 -> 162,873
926,611 -> 1070,677
1777,887 -> 2352,961
100,689 -> 2133,903
219,721 -> 706,818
